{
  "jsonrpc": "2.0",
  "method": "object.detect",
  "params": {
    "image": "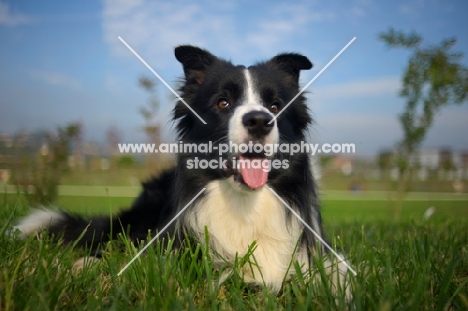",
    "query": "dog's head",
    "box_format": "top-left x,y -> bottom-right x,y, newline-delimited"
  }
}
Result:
173,45 -> 313,190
